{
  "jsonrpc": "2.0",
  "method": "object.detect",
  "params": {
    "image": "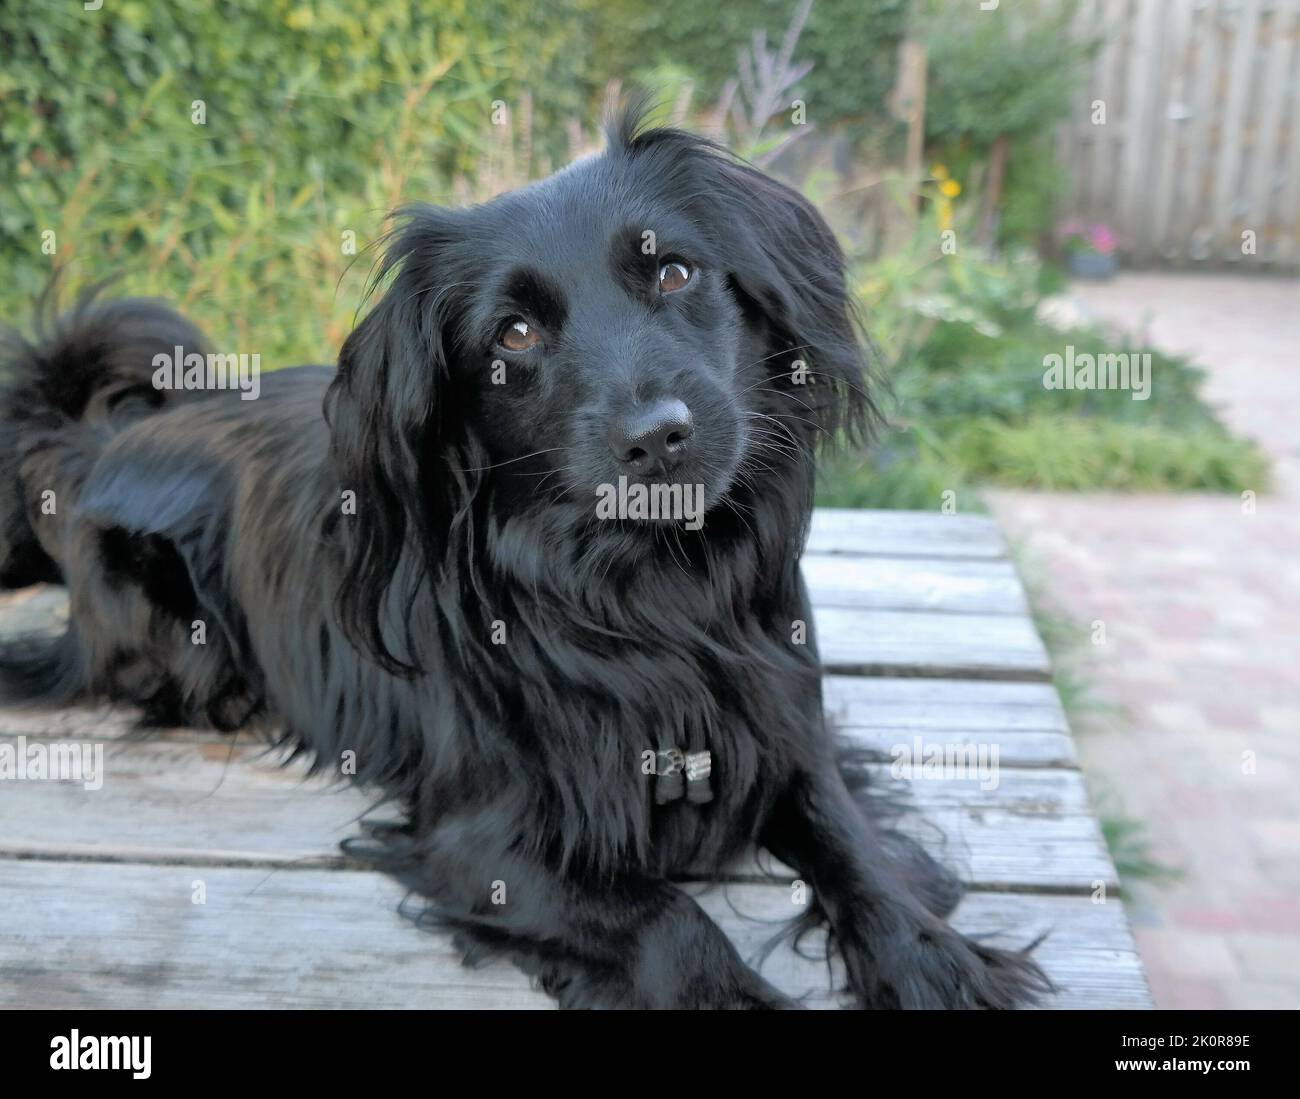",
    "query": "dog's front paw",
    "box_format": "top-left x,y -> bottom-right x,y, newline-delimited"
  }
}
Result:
694,969 -> 801,1011
640,947 -> 800,1009
846,920 -> 1053,1009
528,951 -> 799,1010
